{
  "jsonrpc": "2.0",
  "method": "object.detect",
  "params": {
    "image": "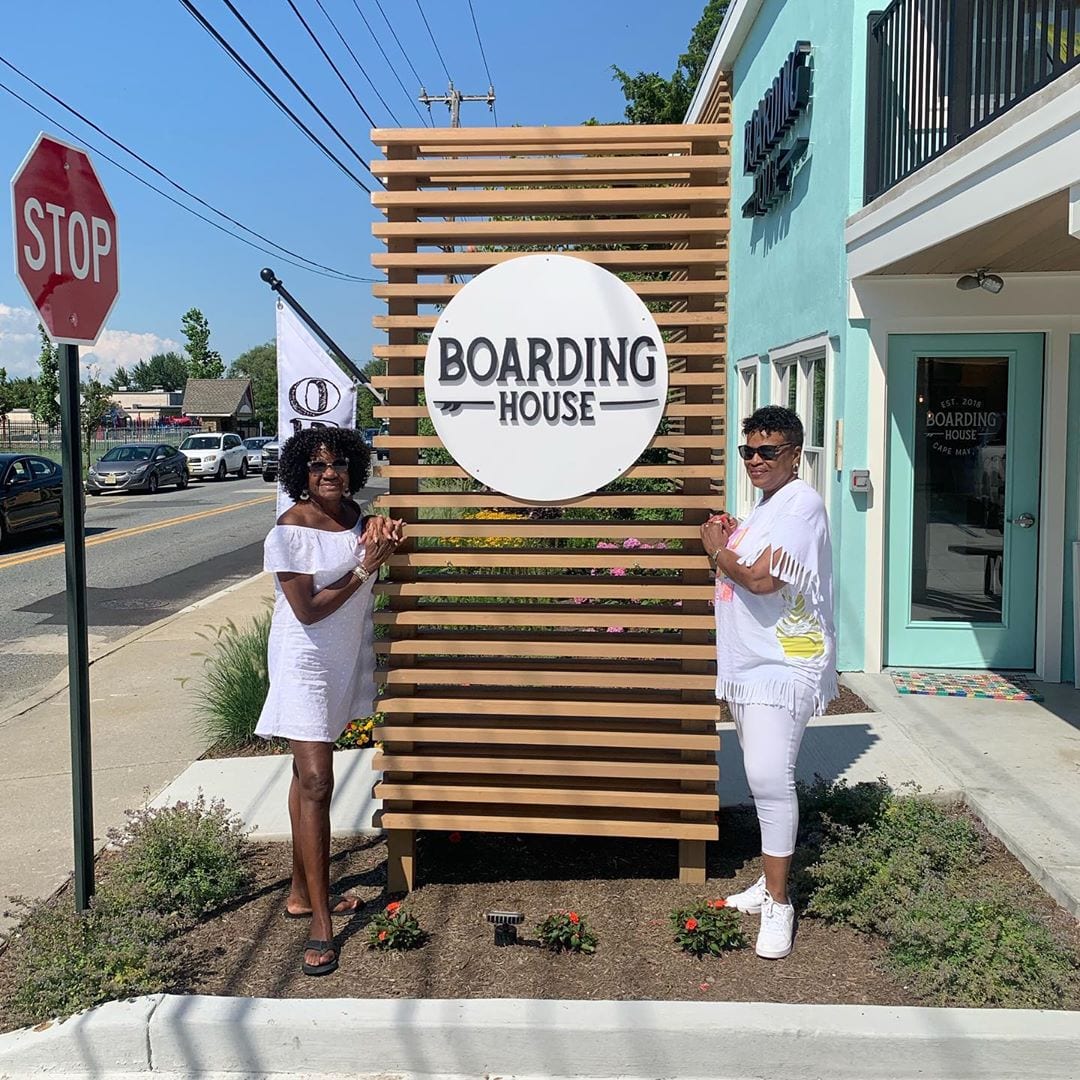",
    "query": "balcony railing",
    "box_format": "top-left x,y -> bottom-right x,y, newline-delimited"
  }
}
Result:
864,0 -> 1080,203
